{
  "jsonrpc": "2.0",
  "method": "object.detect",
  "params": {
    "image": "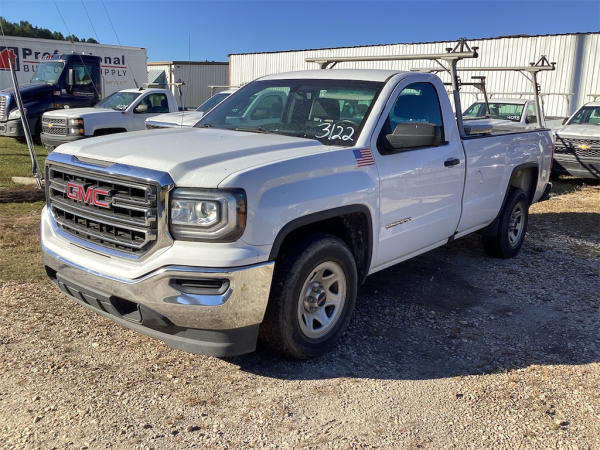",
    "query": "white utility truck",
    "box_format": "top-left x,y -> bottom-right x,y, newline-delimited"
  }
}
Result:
463,98 -> 541,130
552,102 -> 600,179
40,87 -> 179,150
145,88 -> 236,129
40,42 -> 553,358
